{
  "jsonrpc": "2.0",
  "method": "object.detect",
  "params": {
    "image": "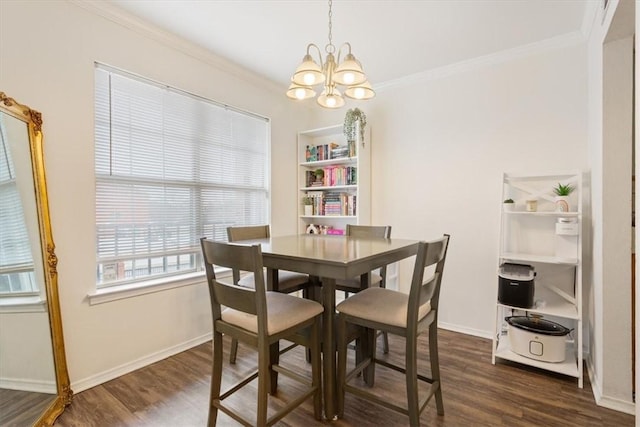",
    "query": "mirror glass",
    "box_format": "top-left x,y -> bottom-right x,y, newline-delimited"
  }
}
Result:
0,93 -> 72,425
